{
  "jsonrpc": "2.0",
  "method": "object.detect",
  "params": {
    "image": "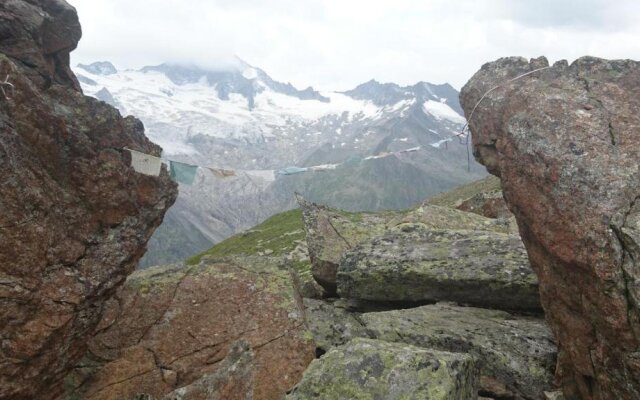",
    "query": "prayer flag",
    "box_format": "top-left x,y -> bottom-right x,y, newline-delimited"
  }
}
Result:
170,160 -> 198,185
207,168 -> 237,178
277,166 -> 308,176
127,149 -> 162,177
